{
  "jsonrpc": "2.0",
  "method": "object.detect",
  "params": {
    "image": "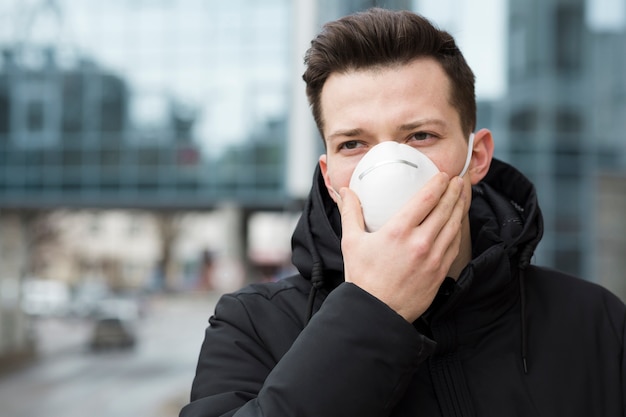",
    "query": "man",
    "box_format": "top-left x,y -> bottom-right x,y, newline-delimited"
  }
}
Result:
180,8 -> 625,417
